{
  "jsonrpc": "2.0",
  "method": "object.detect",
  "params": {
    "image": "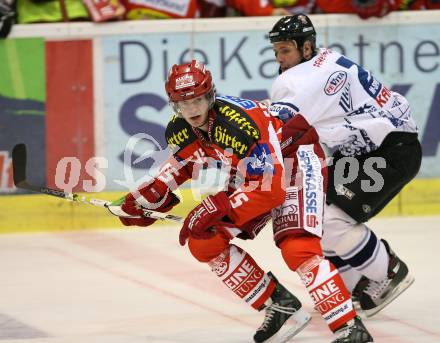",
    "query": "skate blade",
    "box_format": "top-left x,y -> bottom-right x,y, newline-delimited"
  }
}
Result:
275,309 -> 311,343
364,274 -> 415,318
